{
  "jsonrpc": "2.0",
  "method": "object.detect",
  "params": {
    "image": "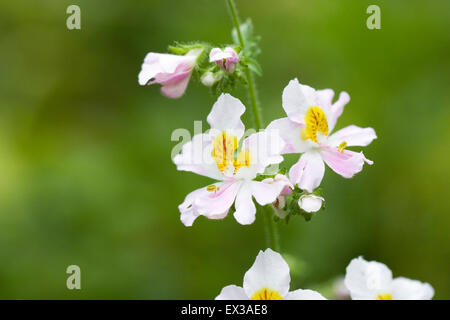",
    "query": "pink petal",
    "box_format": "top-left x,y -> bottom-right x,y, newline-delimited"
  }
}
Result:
321,146 -> 372,179
195,181 -> 241,217
289,152 -> 325,193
